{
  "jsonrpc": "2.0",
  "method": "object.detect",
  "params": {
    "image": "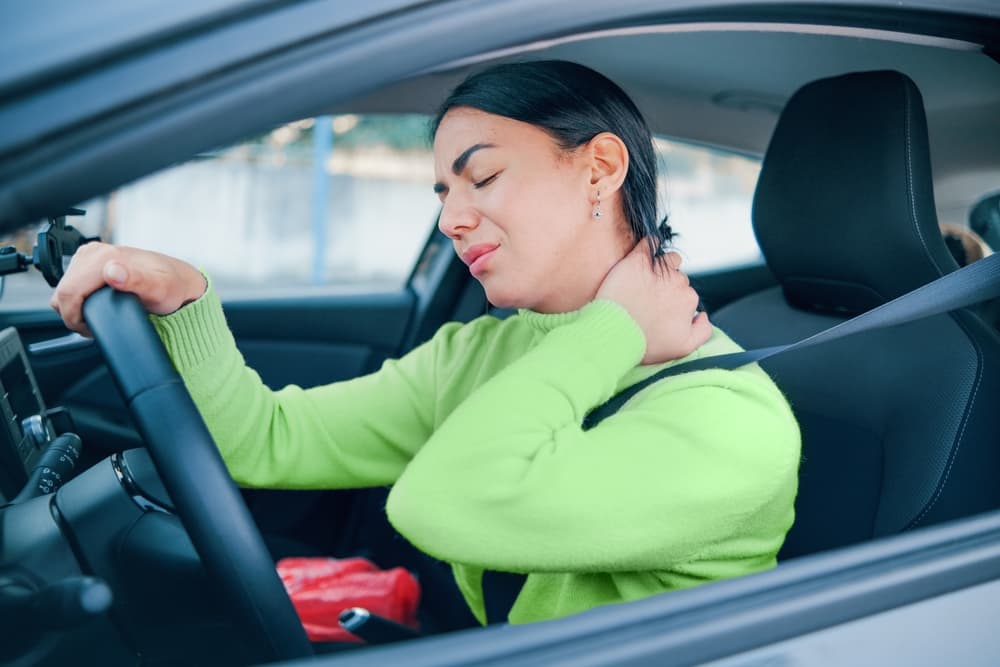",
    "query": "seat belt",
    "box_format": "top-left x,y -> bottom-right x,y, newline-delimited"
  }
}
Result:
482,570 -> 528,625
585,252 -> 1000,430
481,252 -> 1000,623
